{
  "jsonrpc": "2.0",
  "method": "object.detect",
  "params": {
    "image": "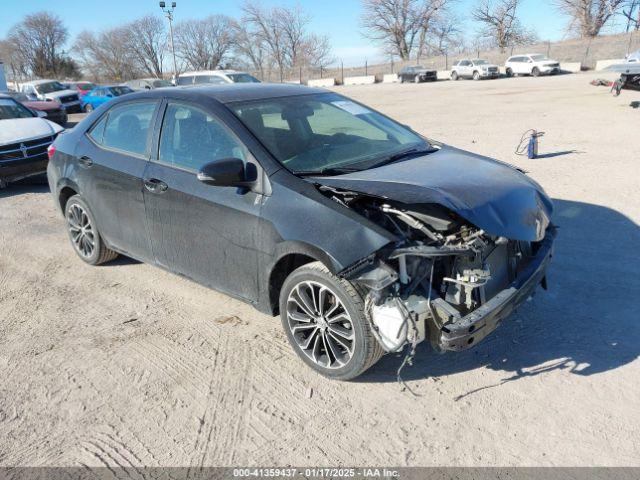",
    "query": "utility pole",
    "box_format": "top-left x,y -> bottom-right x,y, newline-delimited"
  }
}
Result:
159,2 -> 178,82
